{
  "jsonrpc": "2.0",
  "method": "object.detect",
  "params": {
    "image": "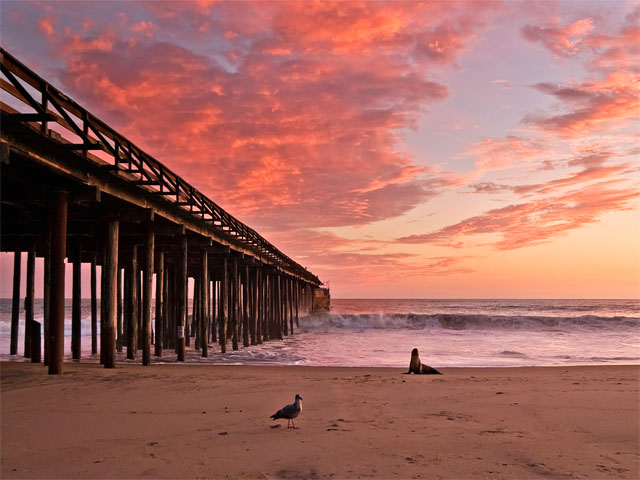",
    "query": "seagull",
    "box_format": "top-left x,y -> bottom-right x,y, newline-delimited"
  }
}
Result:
270,394 -> 303,429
